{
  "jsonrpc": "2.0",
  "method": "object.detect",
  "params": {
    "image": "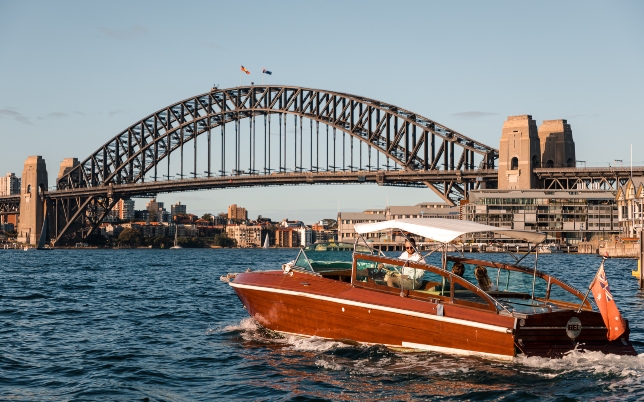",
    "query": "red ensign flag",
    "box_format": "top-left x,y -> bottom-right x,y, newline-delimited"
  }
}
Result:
592,262 -> 626,341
